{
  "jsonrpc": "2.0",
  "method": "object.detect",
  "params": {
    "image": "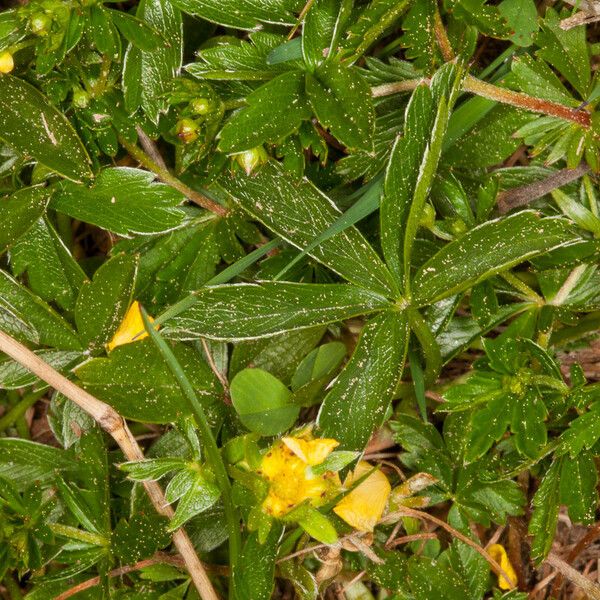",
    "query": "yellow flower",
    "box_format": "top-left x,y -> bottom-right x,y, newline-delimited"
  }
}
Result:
106,301 -> 157,352
333,461 -> 391,532
259,435 -> 339,517
0,51 -> 14,74
488,544 -> 517,590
